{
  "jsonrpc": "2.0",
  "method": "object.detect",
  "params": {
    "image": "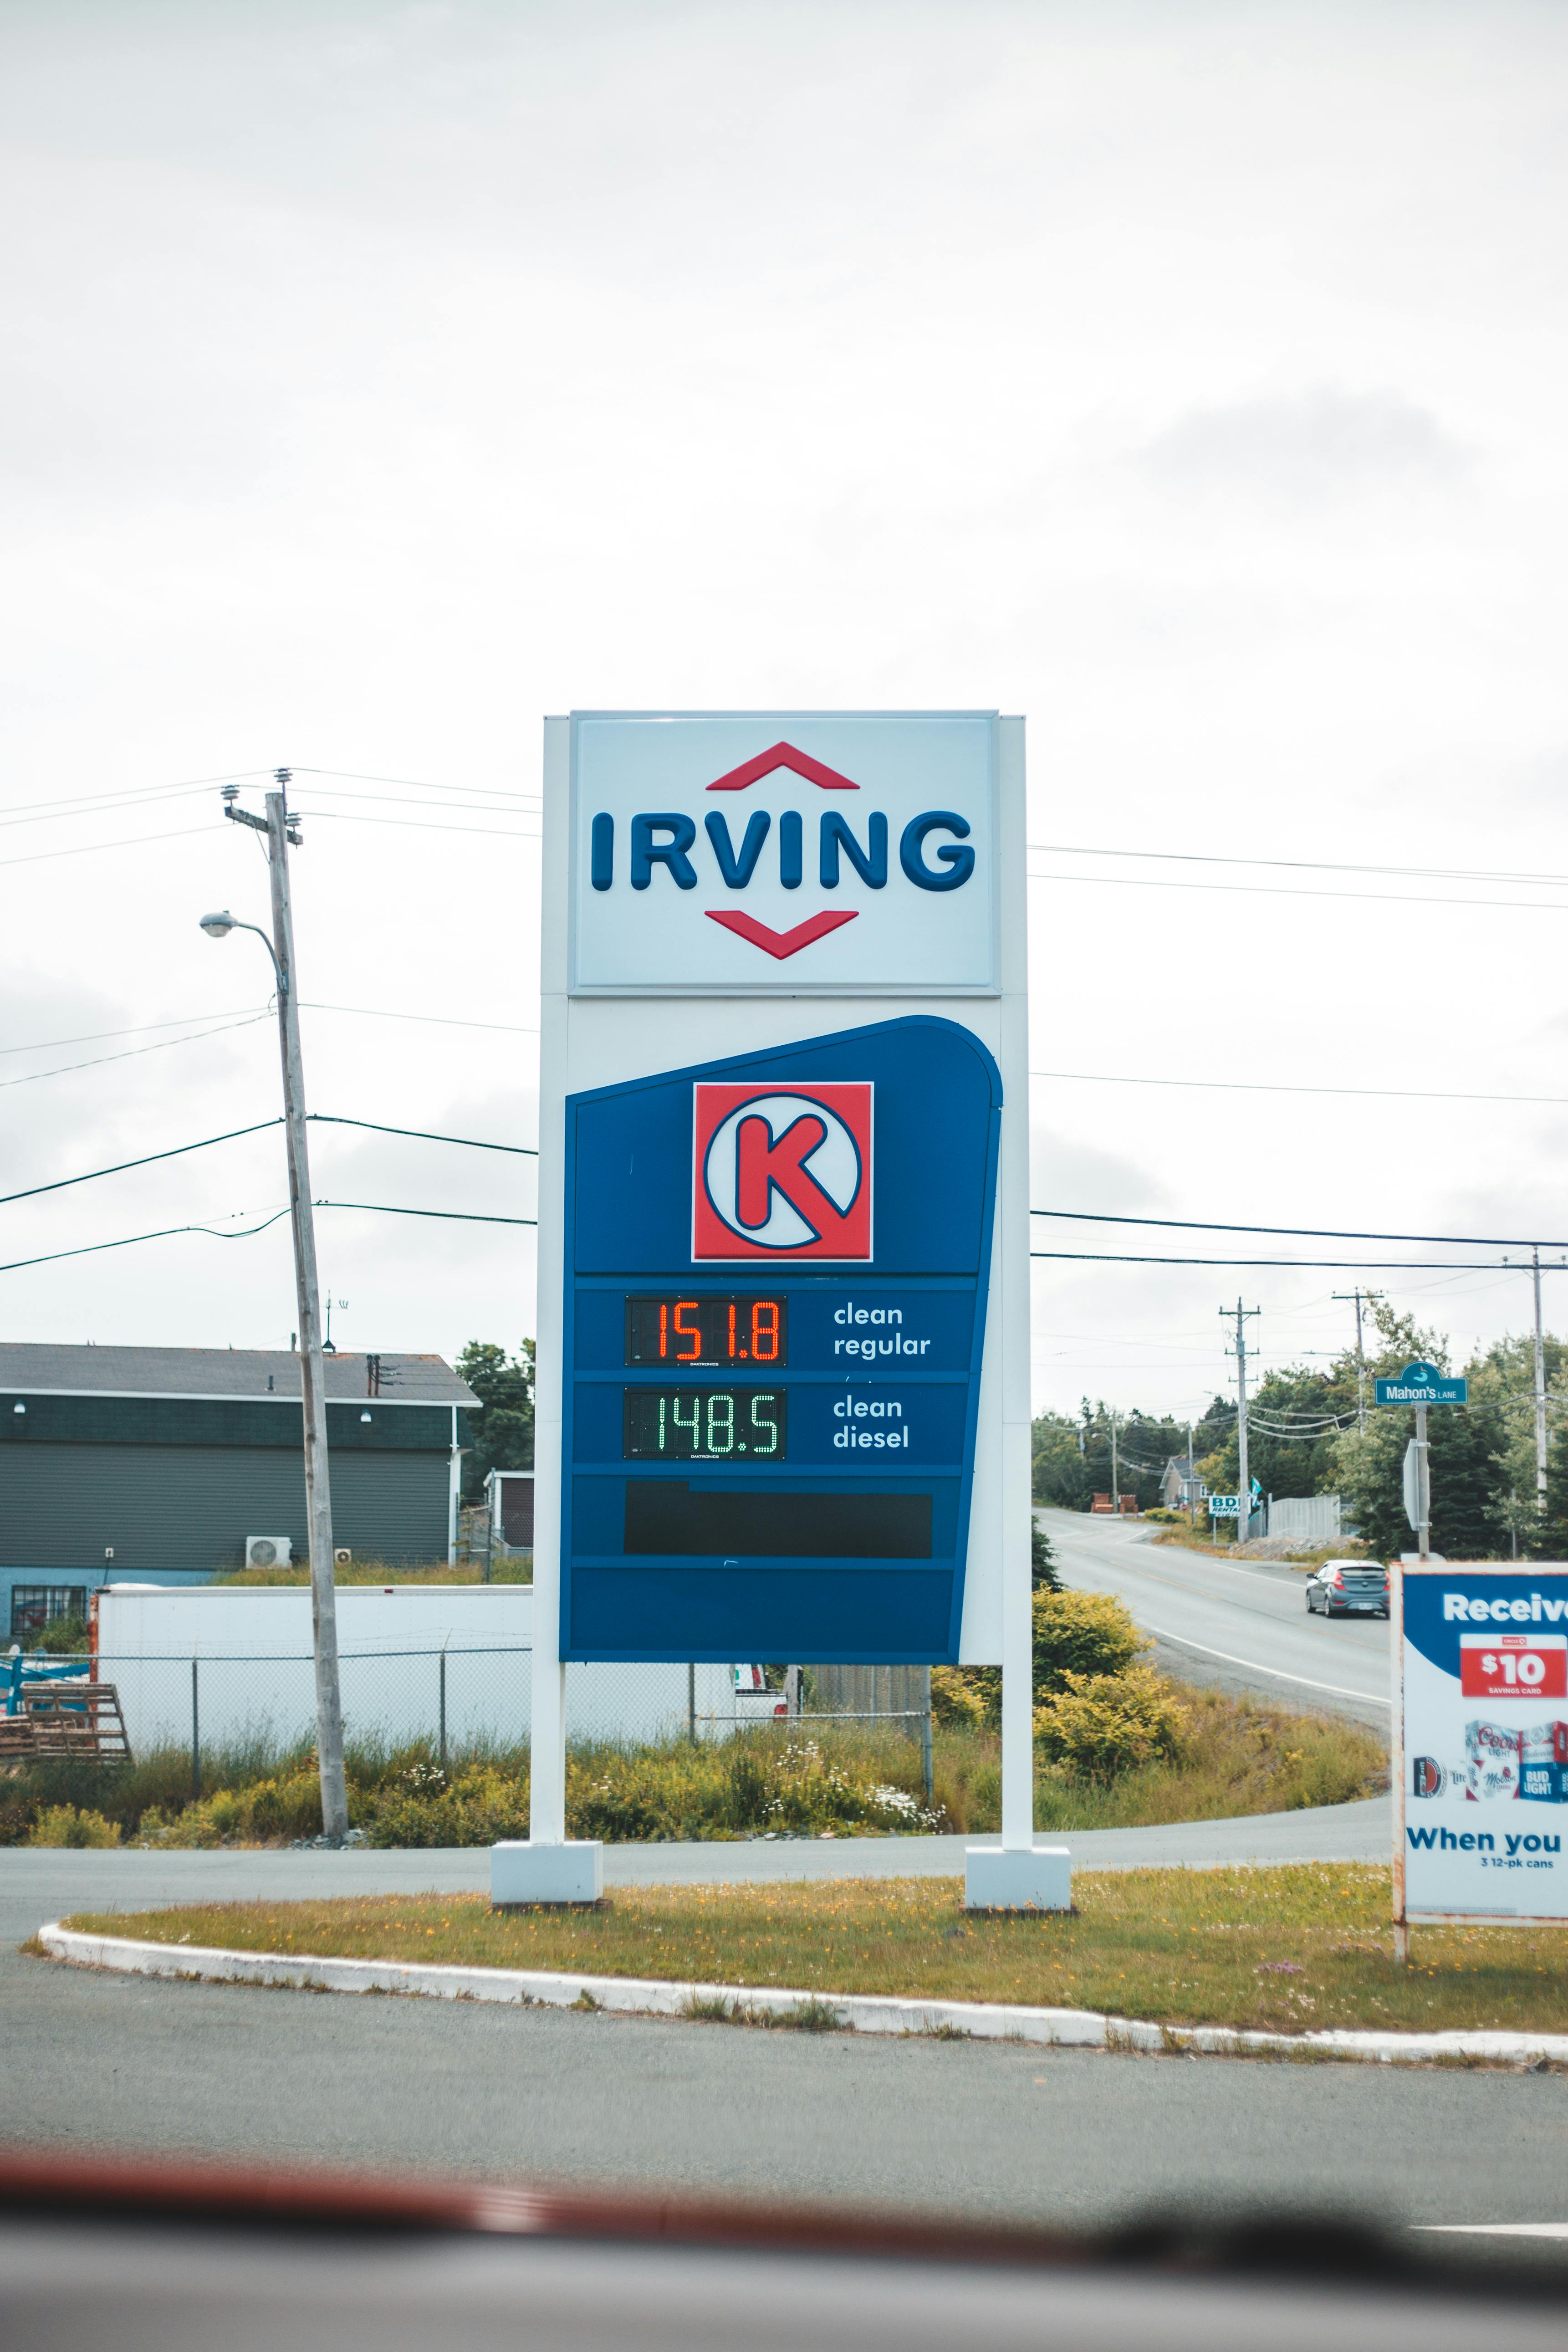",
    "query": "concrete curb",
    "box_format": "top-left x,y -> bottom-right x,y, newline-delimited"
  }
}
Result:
35,1922 -> 1568,2066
